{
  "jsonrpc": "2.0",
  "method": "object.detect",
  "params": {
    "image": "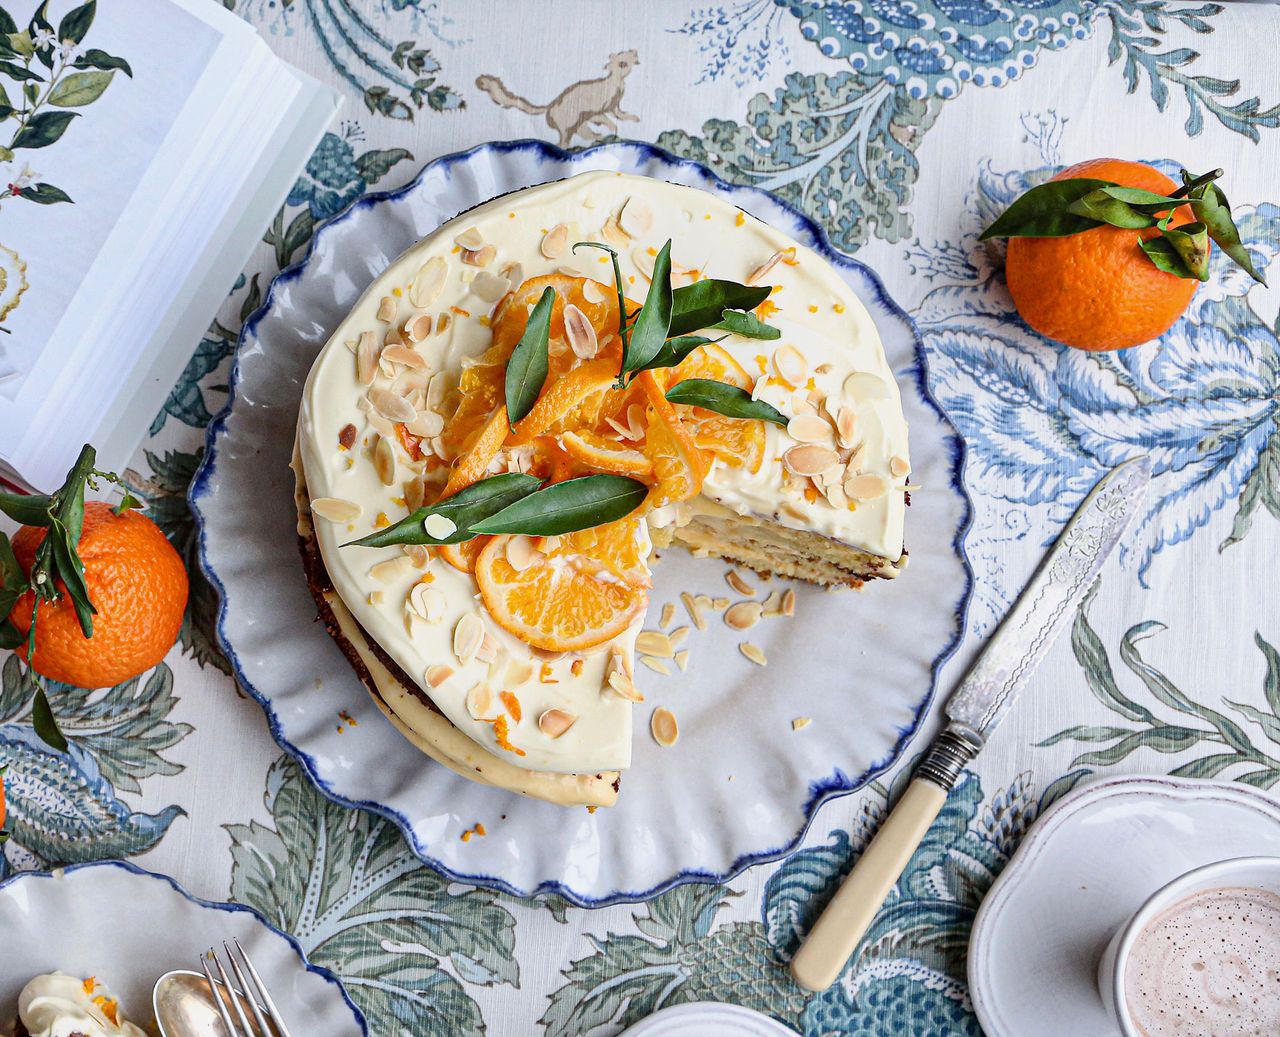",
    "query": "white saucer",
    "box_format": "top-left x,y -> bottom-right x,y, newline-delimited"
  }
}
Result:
968,775 -> 1280,1037
619,1002 -> 800,1036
